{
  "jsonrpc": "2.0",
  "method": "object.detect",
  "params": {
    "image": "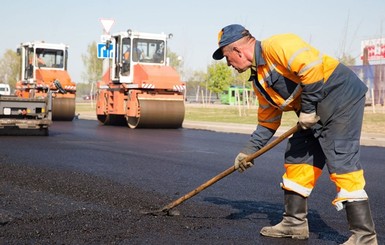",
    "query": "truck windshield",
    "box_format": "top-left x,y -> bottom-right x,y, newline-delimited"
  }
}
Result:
36,48 -> 65,69
133,39 -> 165,64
